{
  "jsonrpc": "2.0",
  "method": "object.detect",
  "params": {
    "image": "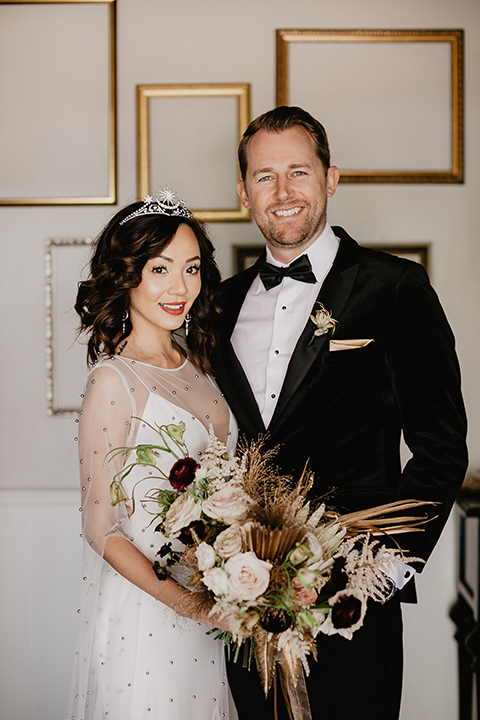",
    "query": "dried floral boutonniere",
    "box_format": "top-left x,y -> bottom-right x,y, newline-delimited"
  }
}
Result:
309,303 -> 337,345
